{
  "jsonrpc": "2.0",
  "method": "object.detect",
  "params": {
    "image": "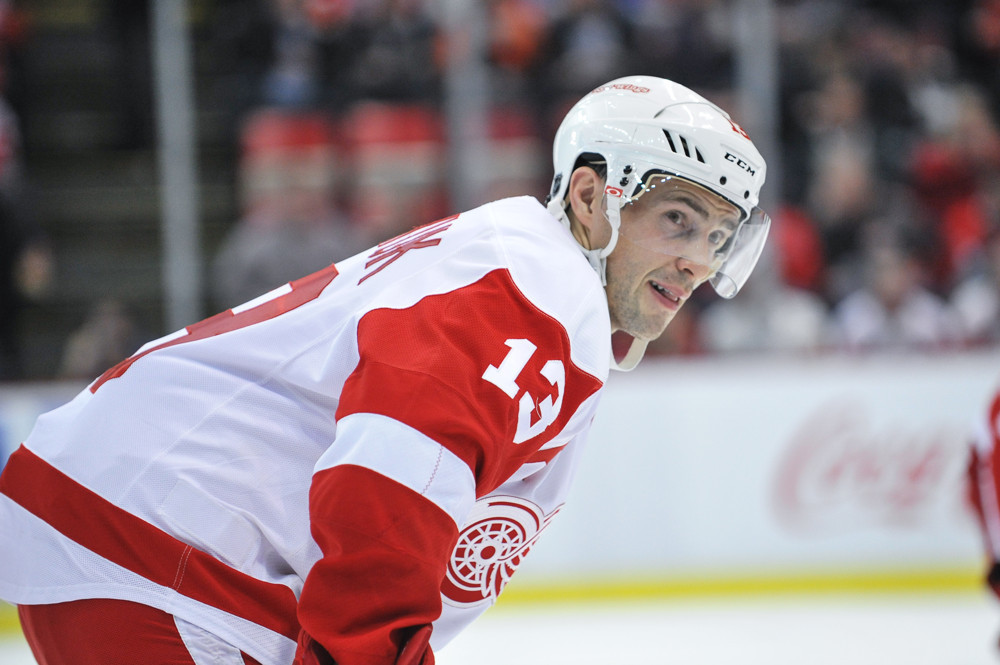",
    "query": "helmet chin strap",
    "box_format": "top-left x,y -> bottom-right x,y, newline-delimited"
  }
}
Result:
601,188 -> 648,372
596,191 -> 622,286
546,196 -> 608,284
613,334 -> 648,371
547,190 -> 647,372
